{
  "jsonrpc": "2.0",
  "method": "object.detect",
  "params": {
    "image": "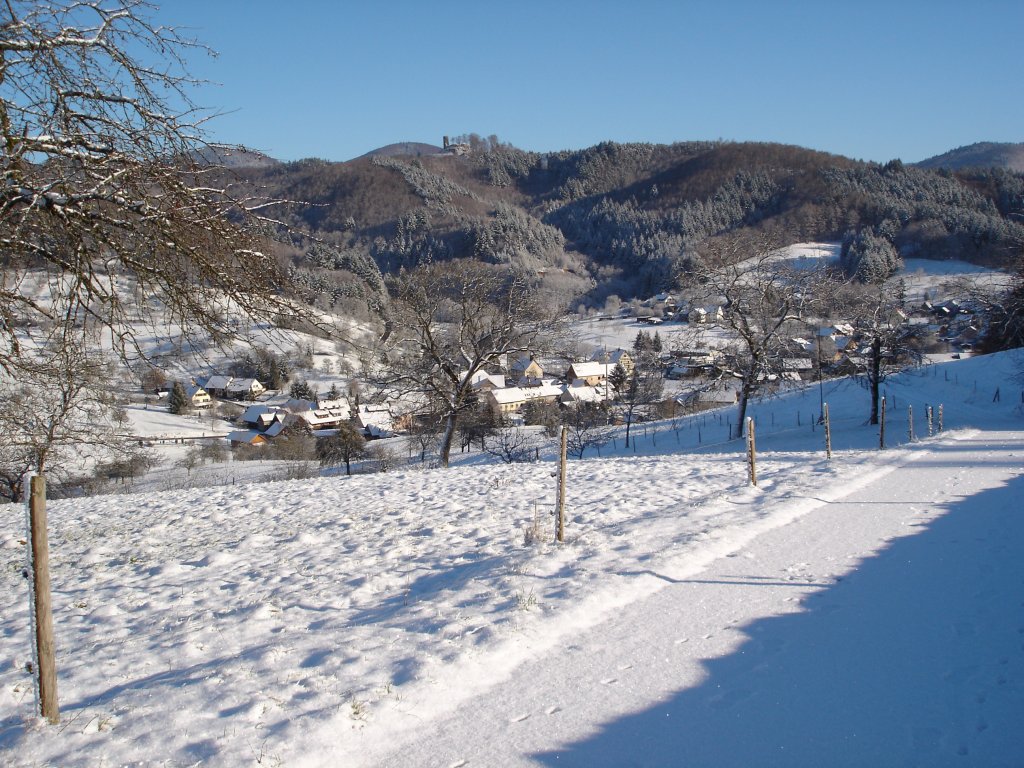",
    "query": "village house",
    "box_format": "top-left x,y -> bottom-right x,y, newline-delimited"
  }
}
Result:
184,384 -> 212,409
782,357 -> 815,380
688,305 -> 725,324
559,381 -> 608,407
295,401 -> 352,431
198,375 -> 266,401
675,380 -> 742,413
239,403 -> 285,431
198,374 -> 232,397
532,355 -> 572,381
467,370 -> 506,391
485,387 -> 528,419
225,430 -> 269,448
227,377 -> 266,400
483,384 -> 562,419
507,353 -> 544,385
356,403 -> 413,438
565,361 -> 615,388
590,348 -> 635,377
